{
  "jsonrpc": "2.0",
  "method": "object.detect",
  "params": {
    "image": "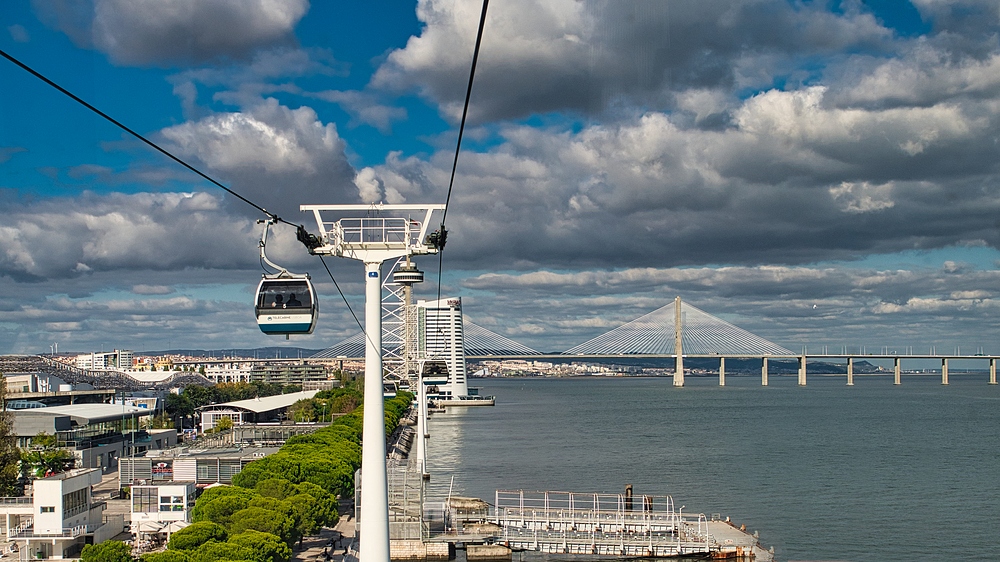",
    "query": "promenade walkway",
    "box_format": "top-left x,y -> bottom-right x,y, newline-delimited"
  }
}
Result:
293,496 -> 356,562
